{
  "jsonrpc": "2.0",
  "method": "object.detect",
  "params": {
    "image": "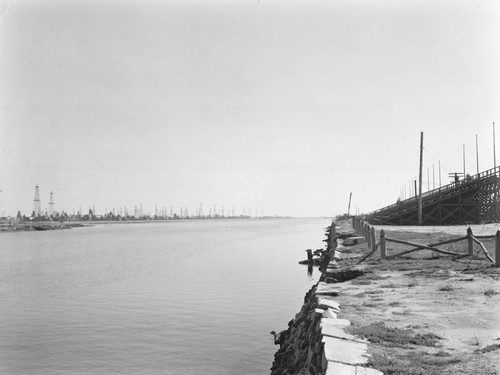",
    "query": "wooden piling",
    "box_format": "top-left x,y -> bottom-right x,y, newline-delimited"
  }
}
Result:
370,226 -> 376,252
467,227 -> 474,256
380,230 -> 386,259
